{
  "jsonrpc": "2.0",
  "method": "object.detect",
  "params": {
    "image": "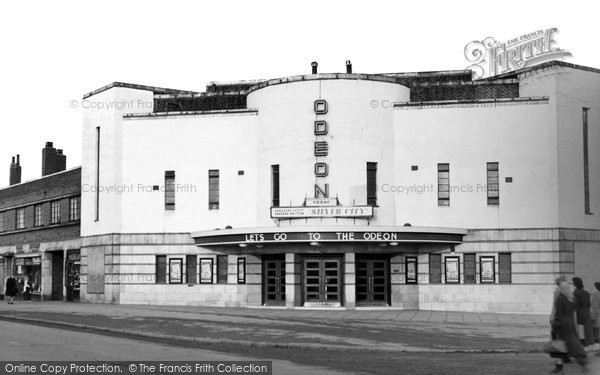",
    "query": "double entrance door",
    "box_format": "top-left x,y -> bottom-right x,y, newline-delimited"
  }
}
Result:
356,256 -> 390,306
263,256 -> 286,306
303,257 -> 343,307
